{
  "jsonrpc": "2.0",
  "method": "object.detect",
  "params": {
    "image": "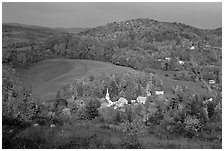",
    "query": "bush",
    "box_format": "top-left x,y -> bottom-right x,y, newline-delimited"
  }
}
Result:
84,97 -> 101,120
2,65 -> 38,122
98,107 -> 127,124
